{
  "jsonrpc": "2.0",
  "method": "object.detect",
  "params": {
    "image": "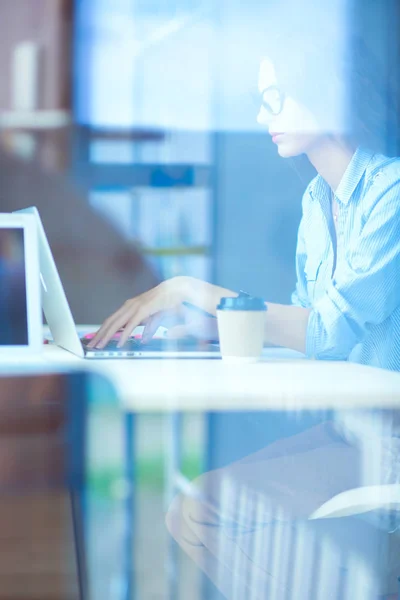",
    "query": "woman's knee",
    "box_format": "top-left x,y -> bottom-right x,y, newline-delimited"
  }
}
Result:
165,494 -> 183,538
165,485 -> 222,548
165,493 -> 204,547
